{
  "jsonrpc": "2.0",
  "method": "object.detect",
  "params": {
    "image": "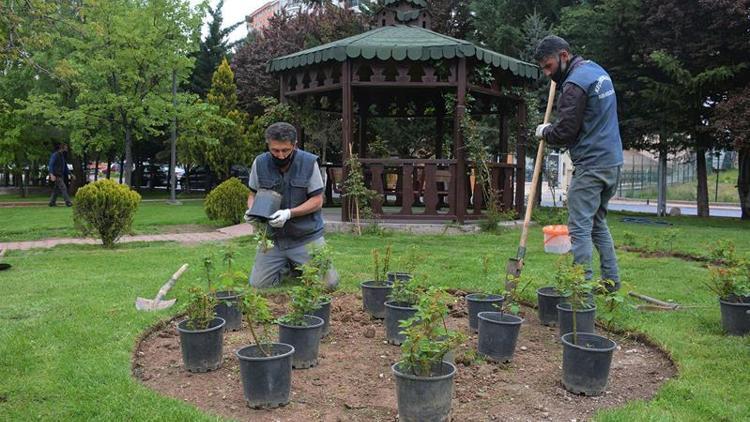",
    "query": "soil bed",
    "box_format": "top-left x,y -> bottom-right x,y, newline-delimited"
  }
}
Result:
133,292 -> 675,421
